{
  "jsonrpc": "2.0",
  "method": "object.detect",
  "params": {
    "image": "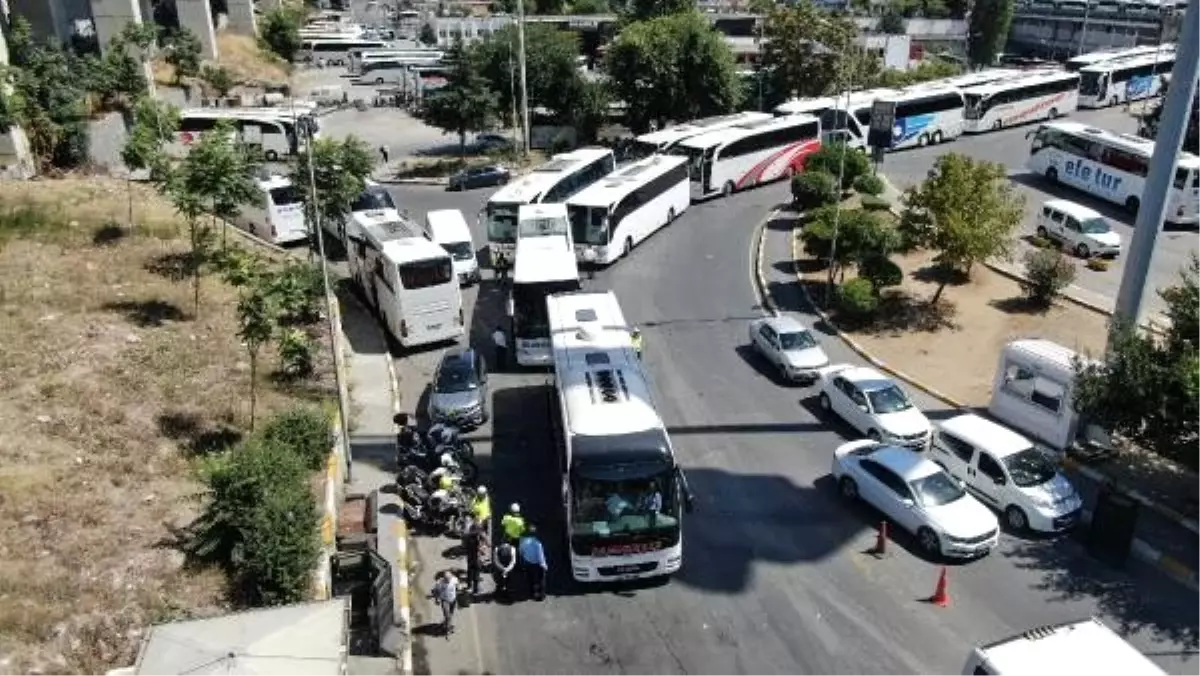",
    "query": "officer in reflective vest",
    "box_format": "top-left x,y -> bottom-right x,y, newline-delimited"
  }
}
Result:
501,503 -> 526,543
